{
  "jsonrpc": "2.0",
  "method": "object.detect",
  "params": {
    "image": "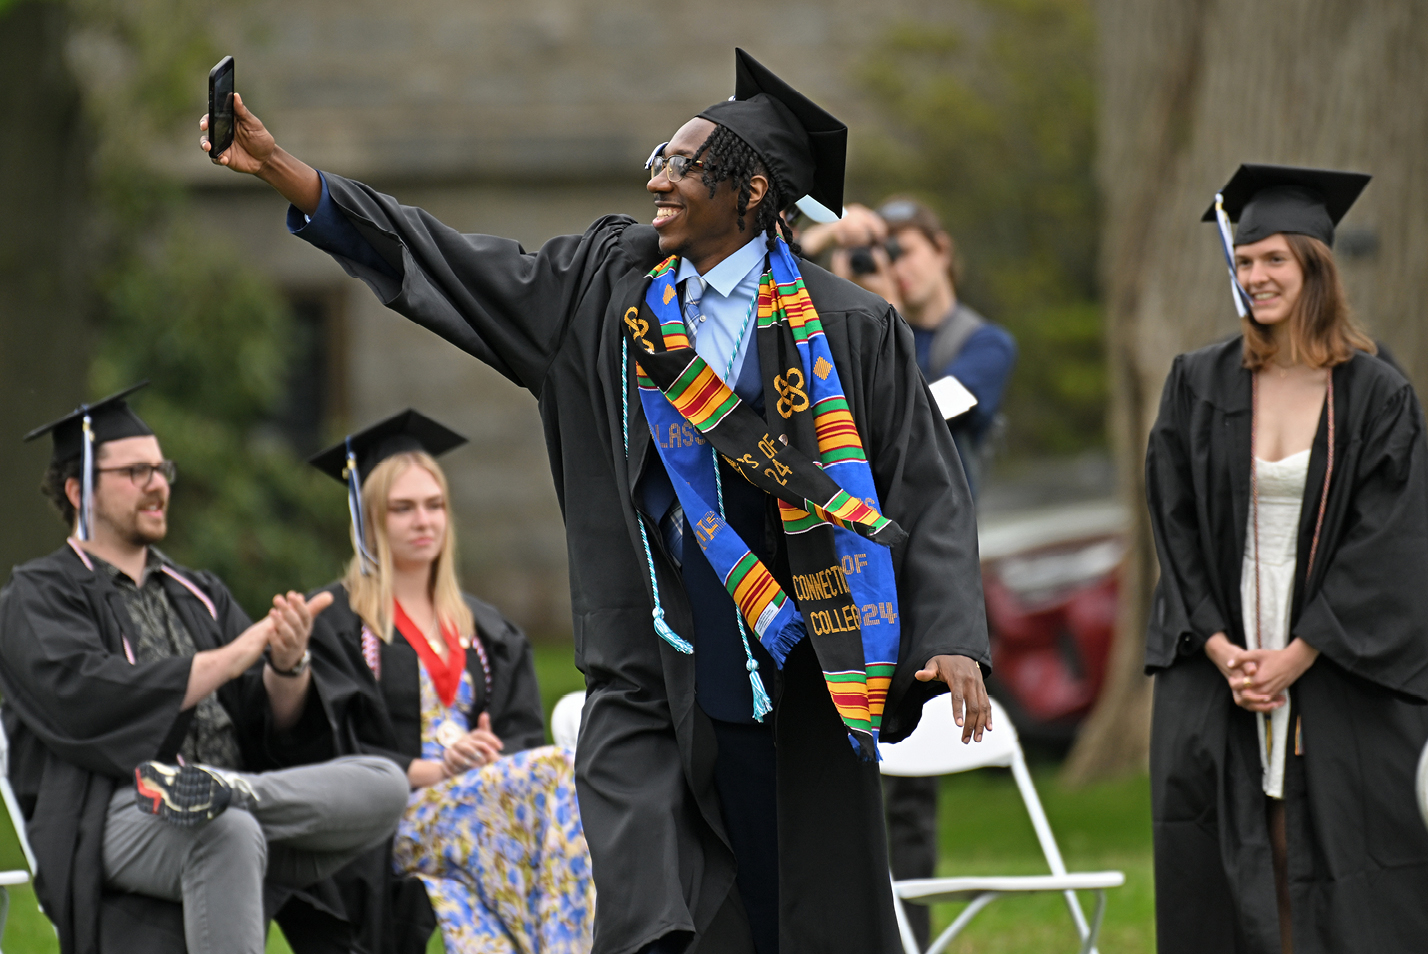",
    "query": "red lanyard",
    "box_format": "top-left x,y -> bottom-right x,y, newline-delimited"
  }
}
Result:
393,601 -> 465,707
